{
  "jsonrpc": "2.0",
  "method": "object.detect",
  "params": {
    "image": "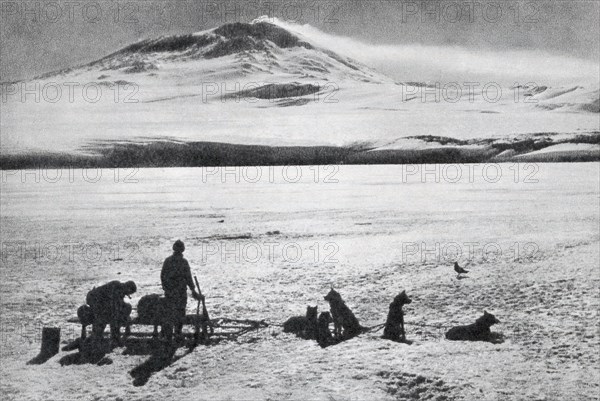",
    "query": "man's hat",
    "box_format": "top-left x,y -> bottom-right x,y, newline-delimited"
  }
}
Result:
173,240 -> 185,252
123,280 -> 137,295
